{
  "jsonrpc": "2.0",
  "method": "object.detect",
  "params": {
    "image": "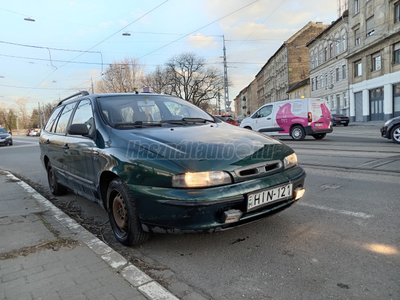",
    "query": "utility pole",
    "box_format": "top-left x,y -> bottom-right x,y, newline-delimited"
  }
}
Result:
38,102 -> 42,129
91,77 -> 94,94
223,35 -> 231,113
